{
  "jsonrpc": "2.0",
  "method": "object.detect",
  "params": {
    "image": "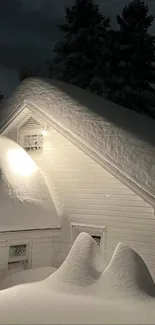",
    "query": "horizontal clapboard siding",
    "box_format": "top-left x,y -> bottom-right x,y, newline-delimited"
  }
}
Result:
7,130 -> 18,142
0,230 -> 61,279
32,237 -> 54,268
35,126 -> 155,277
0,242 -> 7,279
5,114 -> 155,278
20,116 -> 43,131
